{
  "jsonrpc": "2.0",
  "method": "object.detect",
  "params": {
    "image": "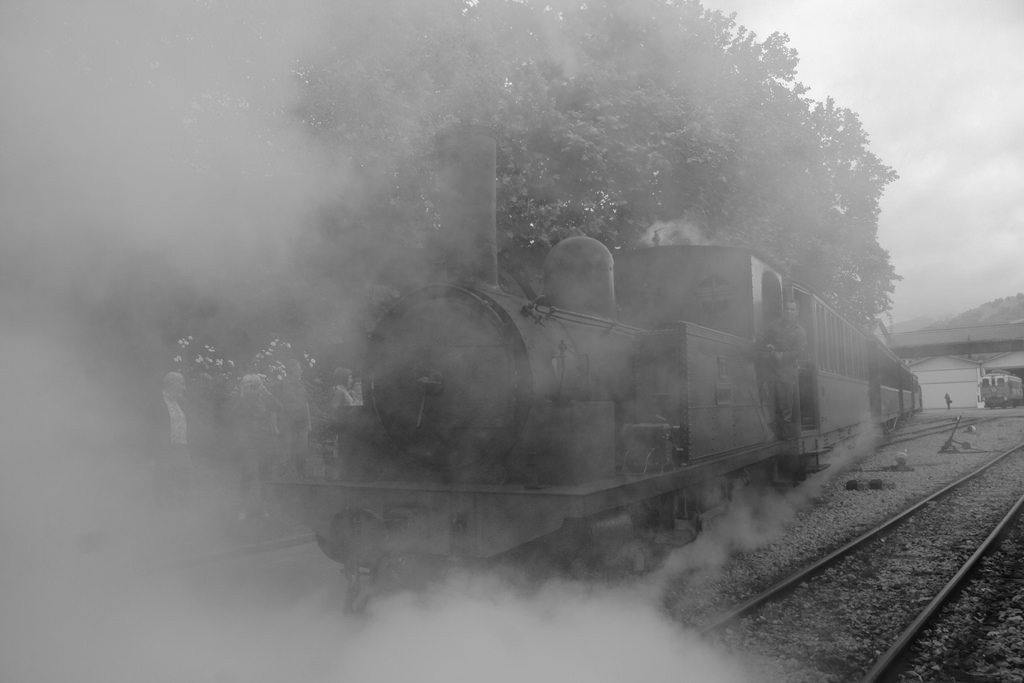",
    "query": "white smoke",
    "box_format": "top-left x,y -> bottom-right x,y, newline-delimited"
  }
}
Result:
636,219 -> 712,247
639,417 -> 881,594
0,3 -> 756,683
